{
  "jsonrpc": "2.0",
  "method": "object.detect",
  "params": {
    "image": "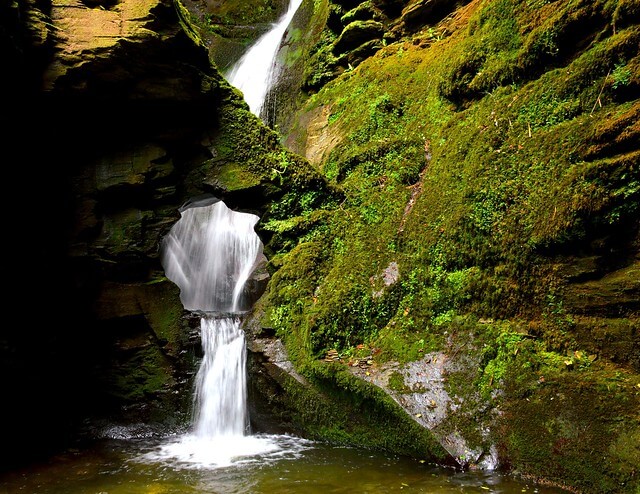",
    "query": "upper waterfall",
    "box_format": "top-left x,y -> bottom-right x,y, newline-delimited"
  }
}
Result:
226,0 -> 304,119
